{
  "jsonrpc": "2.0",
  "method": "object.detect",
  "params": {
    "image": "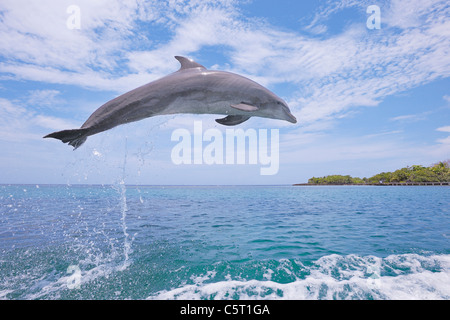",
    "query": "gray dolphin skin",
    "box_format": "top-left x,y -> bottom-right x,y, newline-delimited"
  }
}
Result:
44,56 -> 297,149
